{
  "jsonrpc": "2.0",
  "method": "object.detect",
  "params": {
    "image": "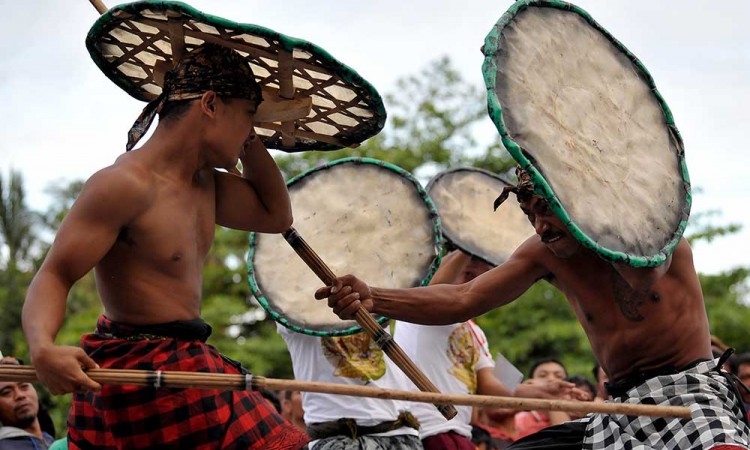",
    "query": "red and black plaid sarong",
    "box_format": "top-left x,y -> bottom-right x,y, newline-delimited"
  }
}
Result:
69,315 -> 309,450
